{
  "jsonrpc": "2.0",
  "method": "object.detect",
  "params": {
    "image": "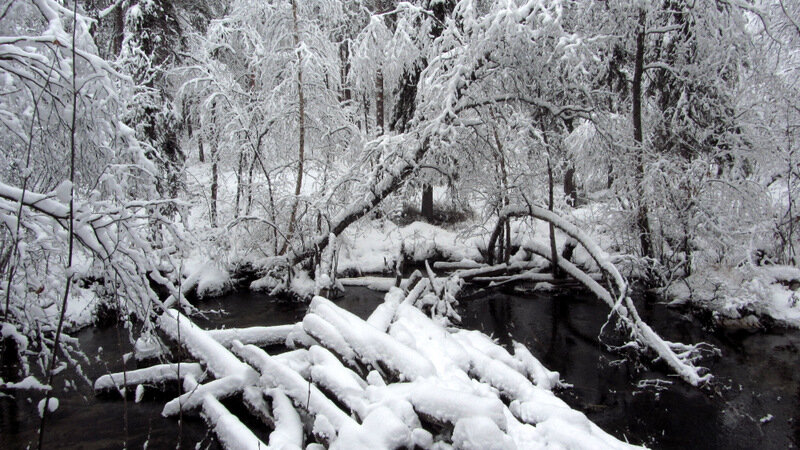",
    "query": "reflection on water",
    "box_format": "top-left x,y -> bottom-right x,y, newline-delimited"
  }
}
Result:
2,286 -> 798,449
460,290 -> 800,449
